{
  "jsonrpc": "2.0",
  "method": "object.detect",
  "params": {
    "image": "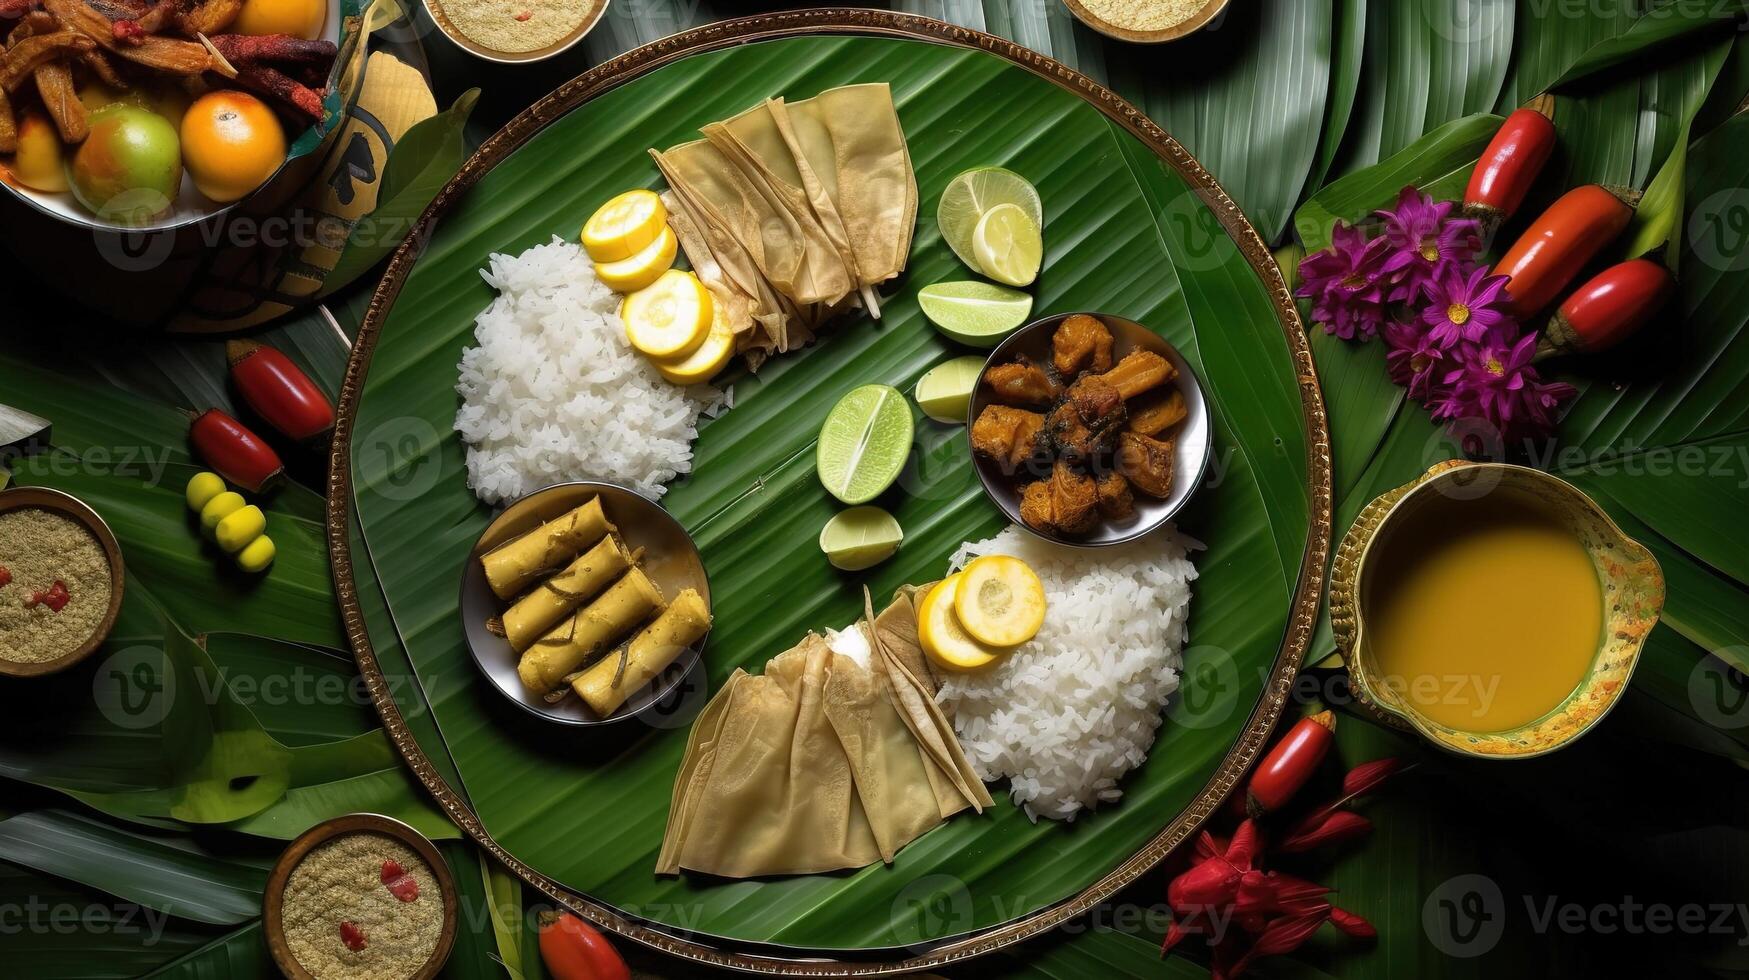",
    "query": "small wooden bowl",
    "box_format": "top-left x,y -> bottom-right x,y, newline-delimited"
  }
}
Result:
0,487 -> 126,678
1061,0 -> 1230,44
424,0 -> 610,64
263,813 -> 458,980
